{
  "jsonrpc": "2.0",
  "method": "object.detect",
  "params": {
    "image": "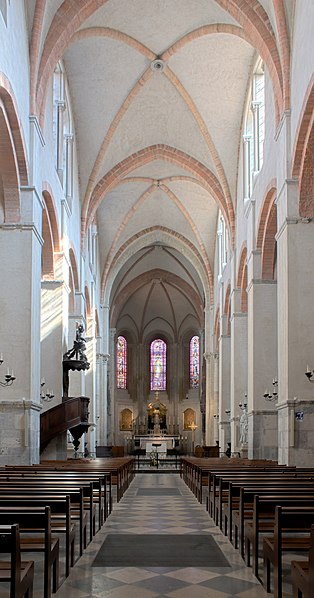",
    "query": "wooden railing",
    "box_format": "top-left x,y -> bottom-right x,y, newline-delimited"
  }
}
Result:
40,396 -> 90,452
